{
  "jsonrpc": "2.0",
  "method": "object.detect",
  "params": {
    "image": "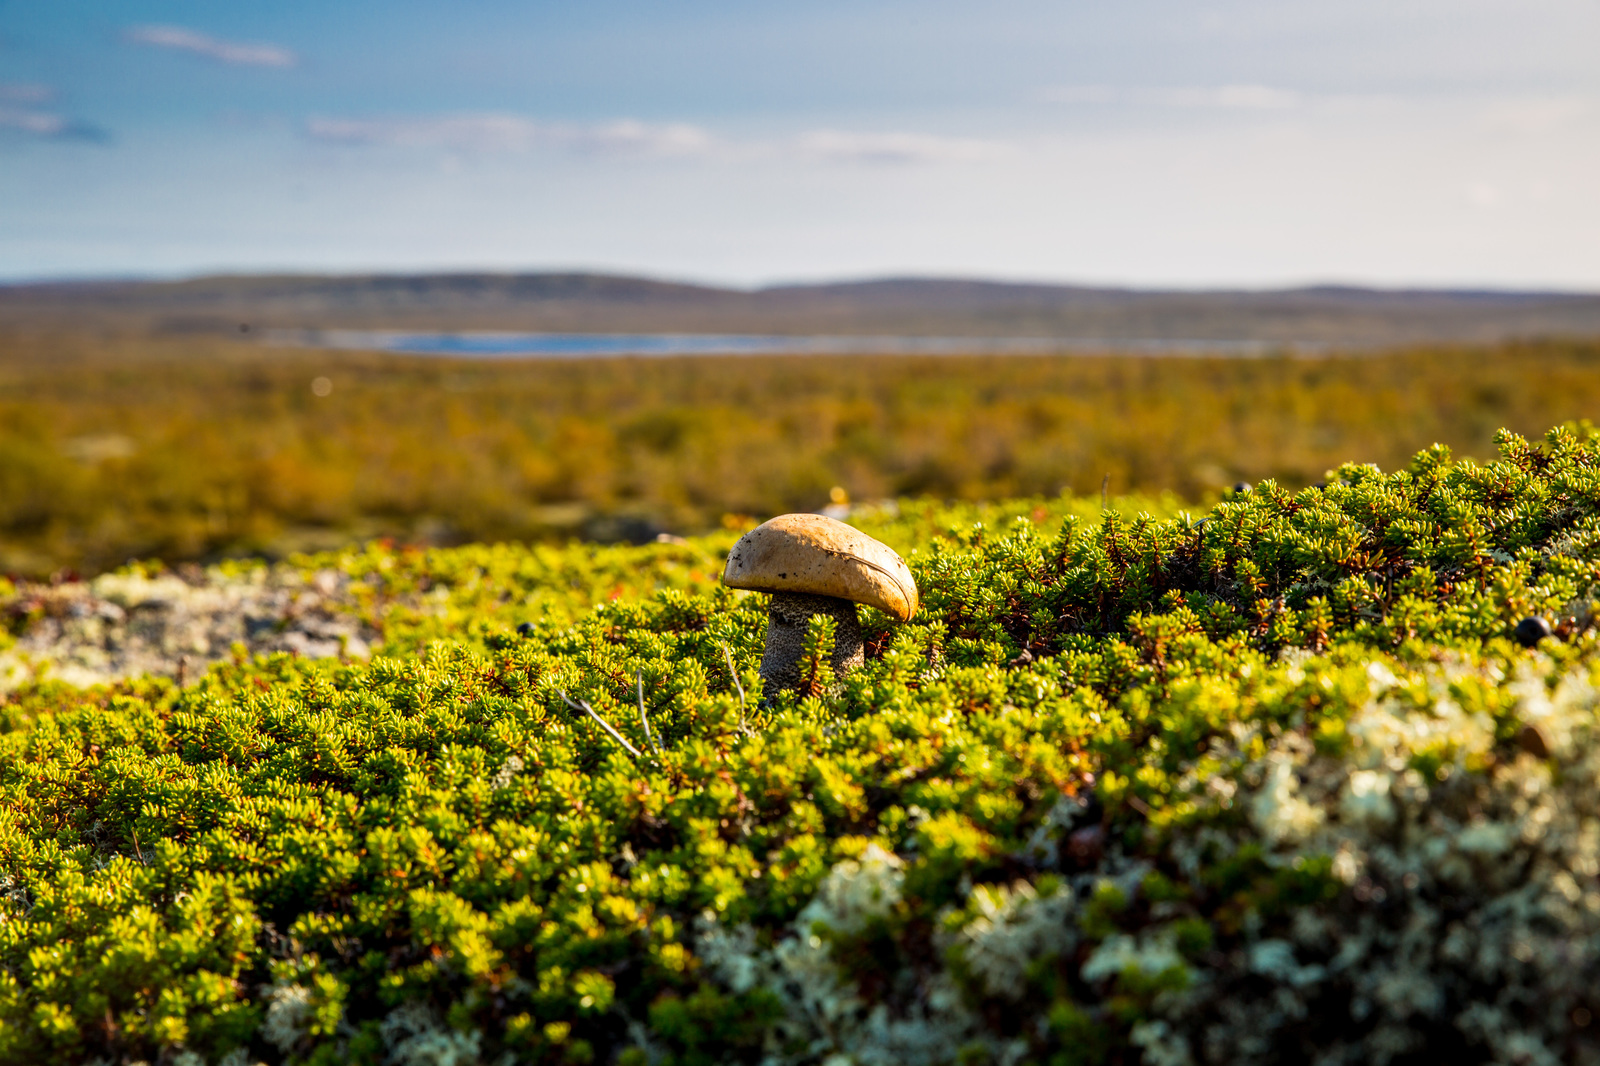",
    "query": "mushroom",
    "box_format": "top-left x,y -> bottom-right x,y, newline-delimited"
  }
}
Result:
722,513 -> 918,695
